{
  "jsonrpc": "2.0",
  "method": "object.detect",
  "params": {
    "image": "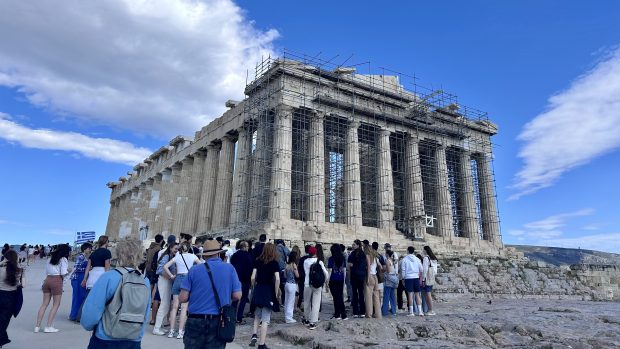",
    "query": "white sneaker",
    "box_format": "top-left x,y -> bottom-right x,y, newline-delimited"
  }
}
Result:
425,311 -> 436,316
407,313 -> 416,317
167,330 -> 176,338
176,330 -> 184,339
417,312 -> 425,317
44,327 -> 59,333
285,319 -> 297,324
34,326 -> 40,333
152,328 -> 166,336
